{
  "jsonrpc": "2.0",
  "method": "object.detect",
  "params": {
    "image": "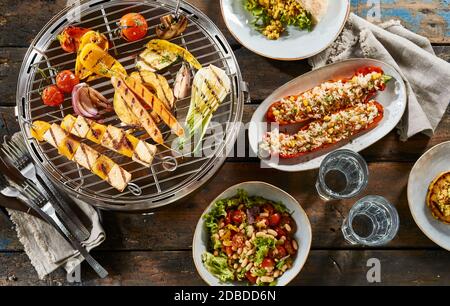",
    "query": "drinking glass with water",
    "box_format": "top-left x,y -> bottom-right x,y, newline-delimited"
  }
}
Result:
342,195 -> 400,246
315,149 -> 369,201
